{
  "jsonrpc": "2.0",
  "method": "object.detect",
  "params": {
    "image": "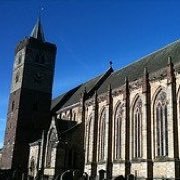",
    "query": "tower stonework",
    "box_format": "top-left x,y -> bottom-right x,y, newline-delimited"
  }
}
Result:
1,19 -> 56,172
